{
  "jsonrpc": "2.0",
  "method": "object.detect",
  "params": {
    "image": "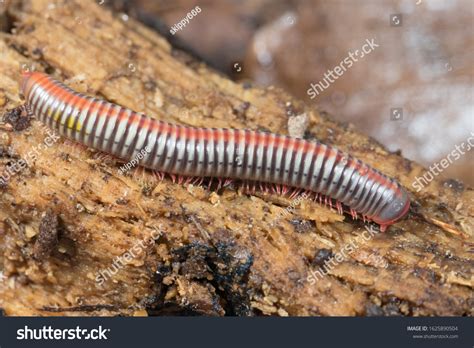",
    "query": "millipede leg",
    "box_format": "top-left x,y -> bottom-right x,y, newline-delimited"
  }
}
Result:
250,181 -> 257,193
336,201 -> 343,215
207,177 -> 214,190
288,188 -> 299,200
350,209 -> 358,220
170,174 -> 177,183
